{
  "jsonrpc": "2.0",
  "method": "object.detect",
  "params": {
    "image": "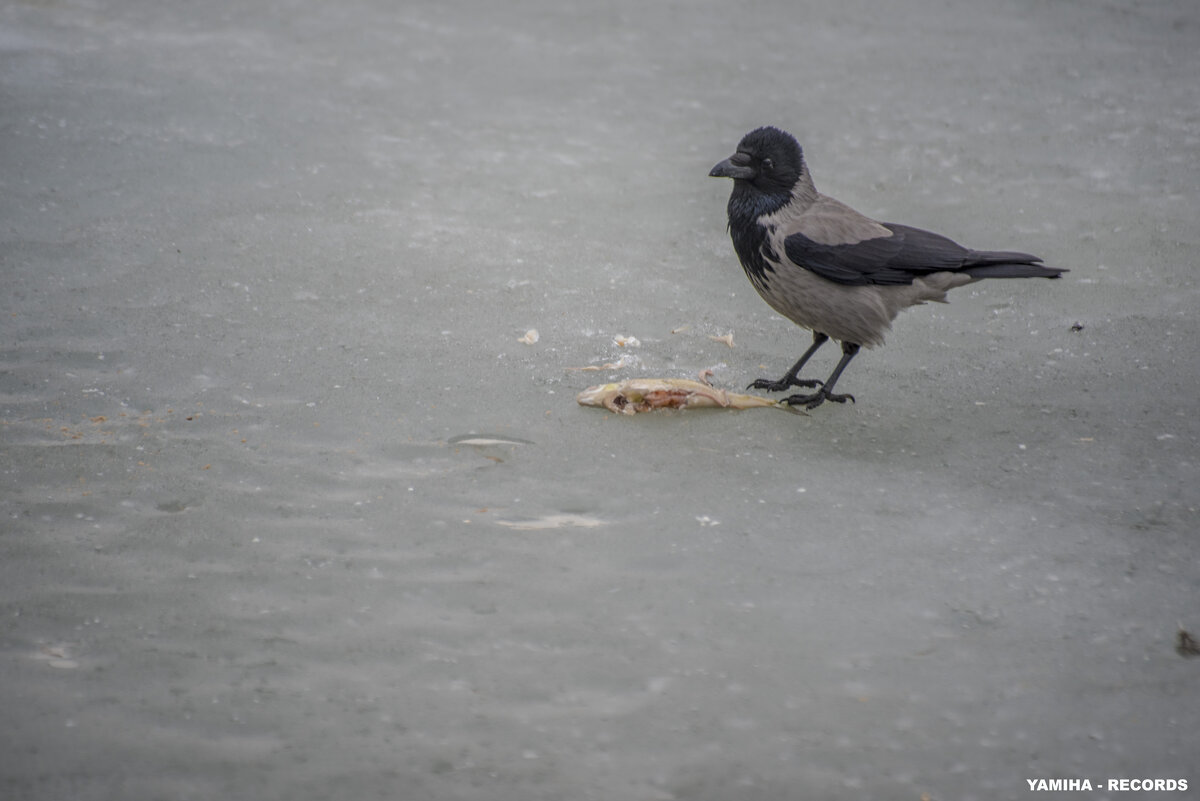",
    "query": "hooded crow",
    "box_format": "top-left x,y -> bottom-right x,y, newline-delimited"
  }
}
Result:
710,126 -> 1065,409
